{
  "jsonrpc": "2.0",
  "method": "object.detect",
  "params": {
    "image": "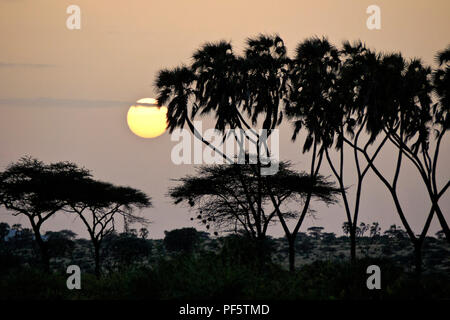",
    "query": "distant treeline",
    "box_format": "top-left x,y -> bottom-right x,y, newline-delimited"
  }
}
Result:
1,35 -> 449,295
1,224 -> 449,300
1,223 -> 447,274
